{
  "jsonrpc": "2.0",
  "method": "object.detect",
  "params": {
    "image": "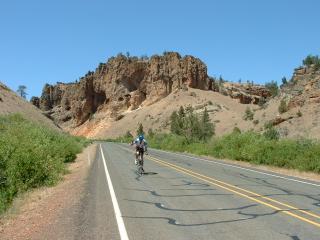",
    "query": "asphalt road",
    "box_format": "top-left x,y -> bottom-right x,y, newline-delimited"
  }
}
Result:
81,142 -> 320,240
